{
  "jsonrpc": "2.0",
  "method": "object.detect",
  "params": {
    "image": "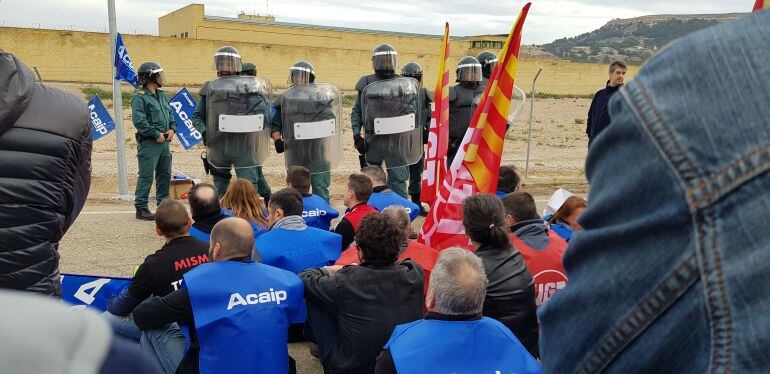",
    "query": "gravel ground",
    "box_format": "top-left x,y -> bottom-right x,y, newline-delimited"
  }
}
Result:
55,82 -> 590,373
